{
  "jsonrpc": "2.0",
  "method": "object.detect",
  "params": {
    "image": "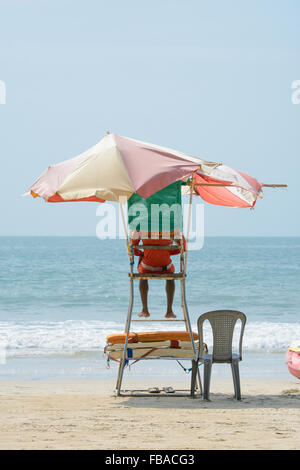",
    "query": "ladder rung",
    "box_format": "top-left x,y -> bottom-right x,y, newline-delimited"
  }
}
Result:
131,319 -> 186,322
129,273 -> 185,280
